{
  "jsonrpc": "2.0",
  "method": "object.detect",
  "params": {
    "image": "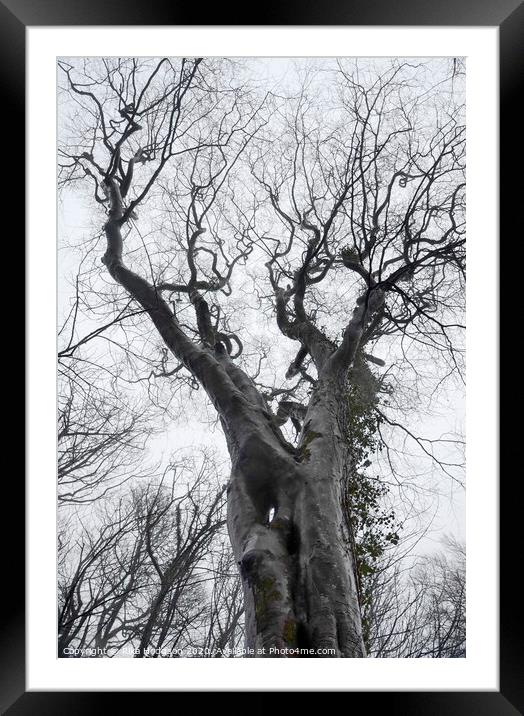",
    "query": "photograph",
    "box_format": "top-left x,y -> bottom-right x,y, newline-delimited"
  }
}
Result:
1,1 -> 515,706
57,56 -> 466,660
